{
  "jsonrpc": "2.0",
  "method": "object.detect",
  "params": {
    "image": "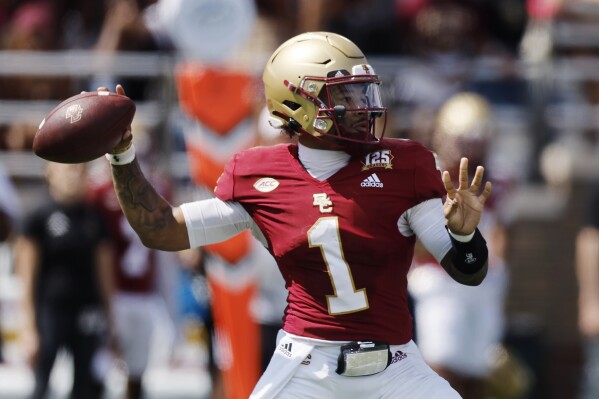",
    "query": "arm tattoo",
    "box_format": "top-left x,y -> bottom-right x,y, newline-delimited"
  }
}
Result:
111,161 -> 171,232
